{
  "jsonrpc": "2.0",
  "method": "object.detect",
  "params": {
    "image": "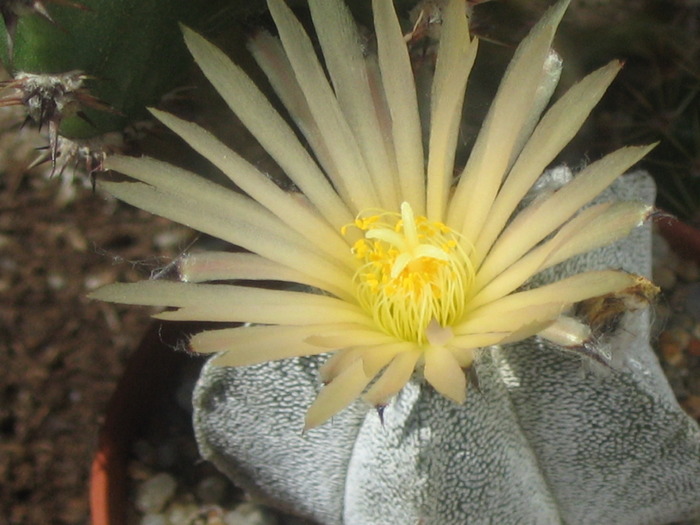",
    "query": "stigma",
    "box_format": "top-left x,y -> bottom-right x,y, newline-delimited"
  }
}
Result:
347,202 -> 474,343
